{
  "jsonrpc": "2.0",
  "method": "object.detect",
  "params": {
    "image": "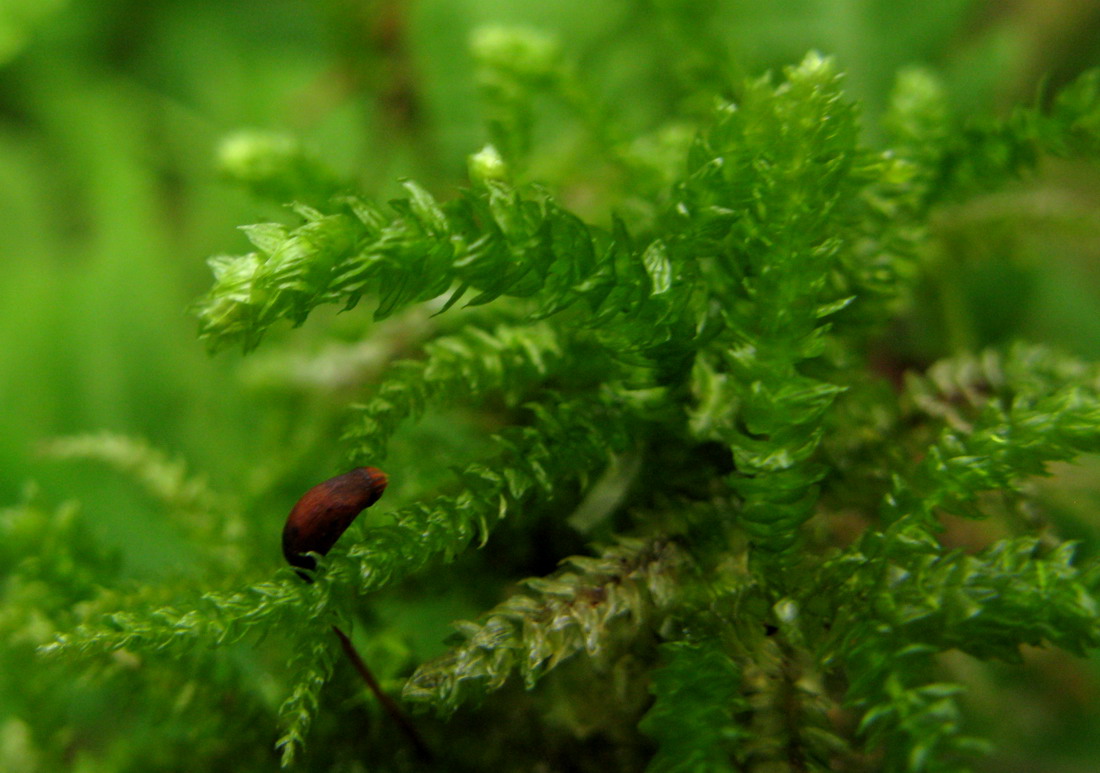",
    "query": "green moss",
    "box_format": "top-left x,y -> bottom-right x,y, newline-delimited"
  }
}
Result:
12,9 -> 1100,772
